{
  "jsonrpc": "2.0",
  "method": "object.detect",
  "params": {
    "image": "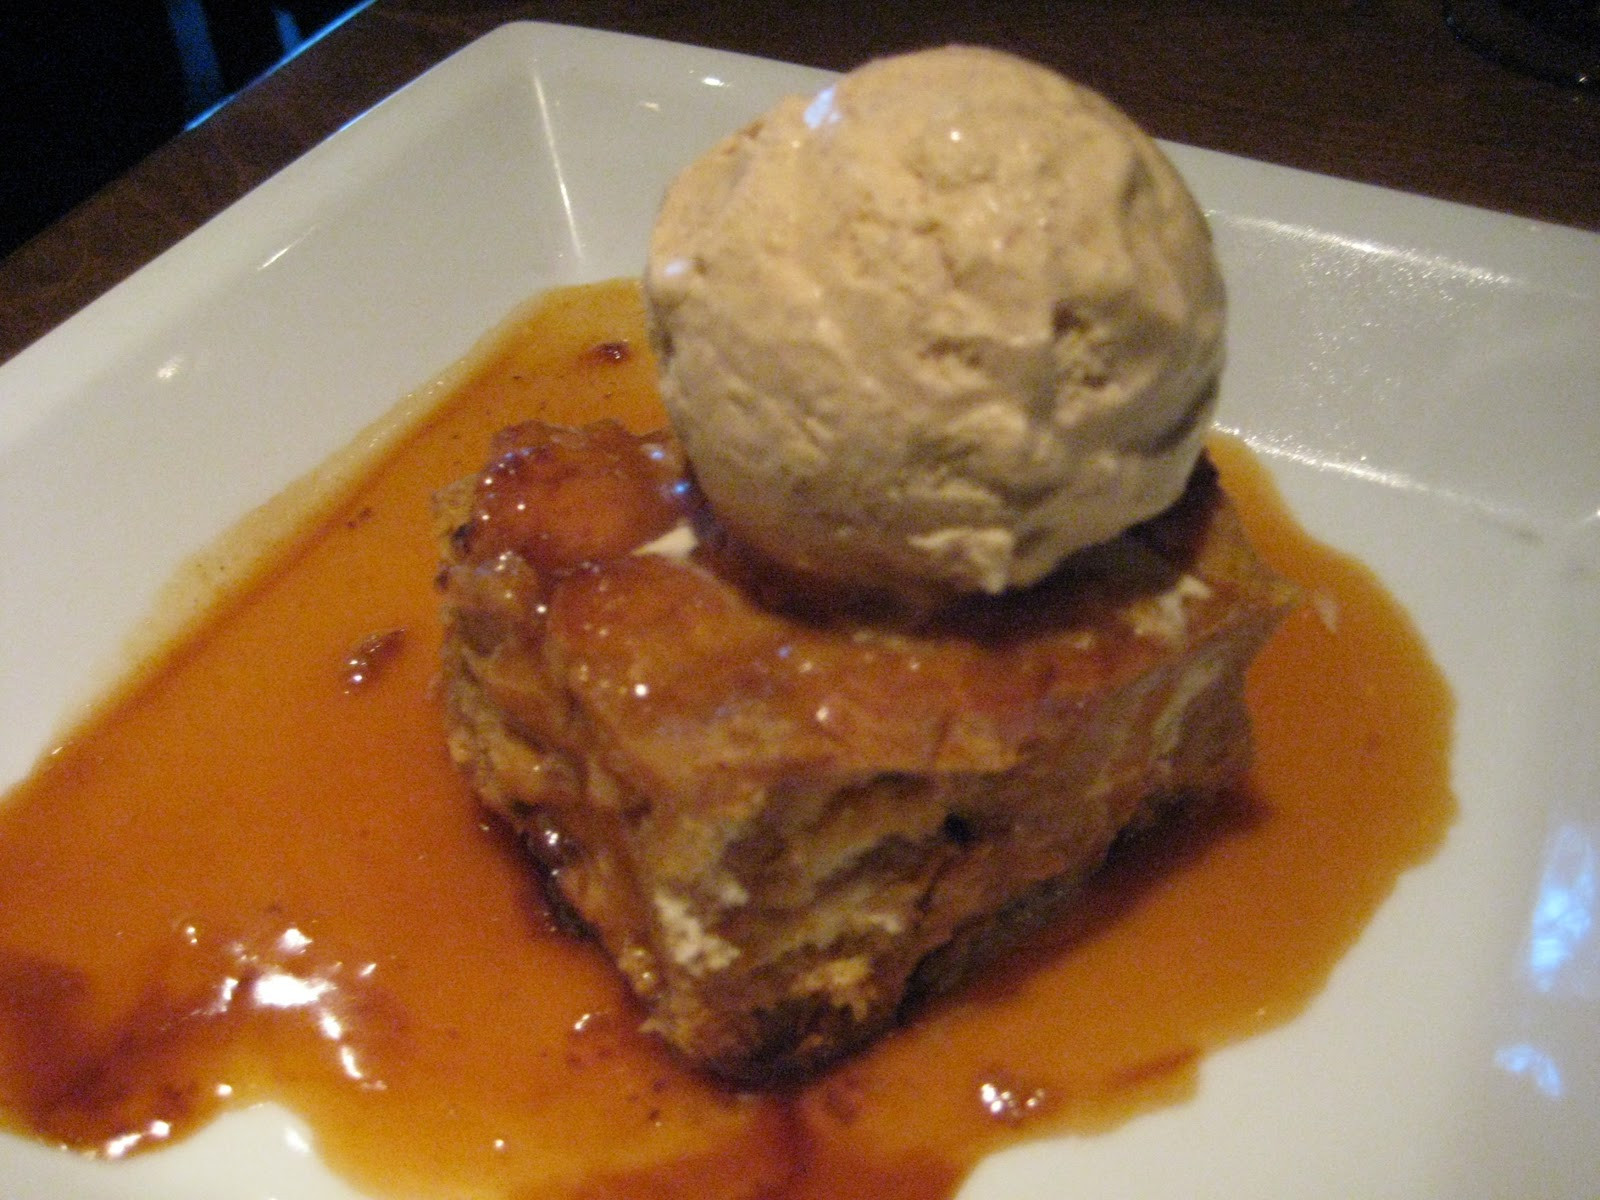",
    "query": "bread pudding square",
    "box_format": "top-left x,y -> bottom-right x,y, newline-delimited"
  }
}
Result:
435,419 -> 1296,1086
